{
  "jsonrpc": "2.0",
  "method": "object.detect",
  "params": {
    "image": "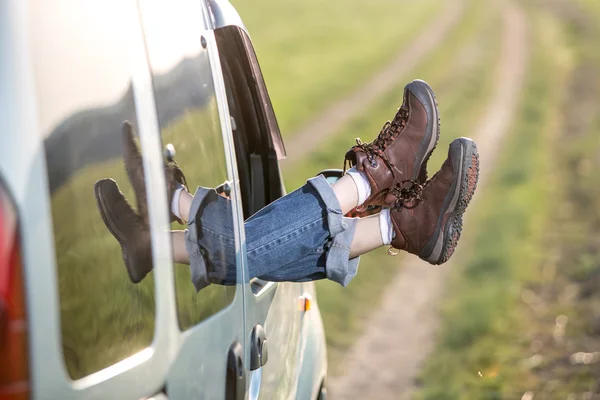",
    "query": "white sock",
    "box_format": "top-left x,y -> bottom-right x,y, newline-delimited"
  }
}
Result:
171,184 -> 185,220
379,208 -> 395,246
346,167 -> 372,205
